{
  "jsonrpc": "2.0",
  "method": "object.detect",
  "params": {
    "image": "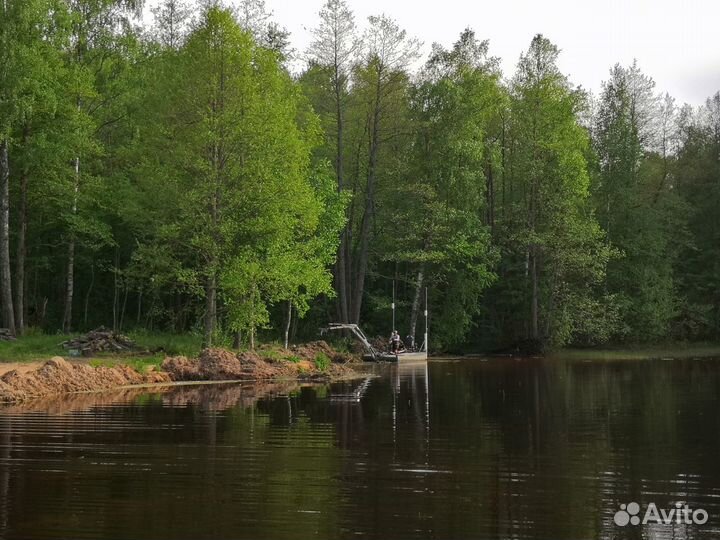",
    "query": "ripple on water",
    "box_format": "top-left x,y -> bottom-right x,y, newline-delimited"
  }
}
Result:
0,359 -> 719,539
